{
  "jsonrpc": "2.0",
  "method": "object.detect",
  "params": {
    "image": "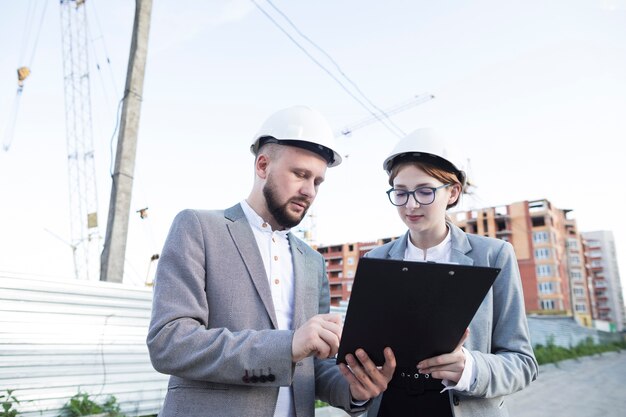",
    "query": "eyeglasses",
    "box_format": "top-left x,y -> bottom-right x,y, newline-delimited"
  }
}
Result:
386,184 -> 451,207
